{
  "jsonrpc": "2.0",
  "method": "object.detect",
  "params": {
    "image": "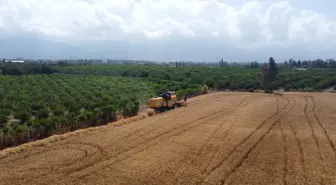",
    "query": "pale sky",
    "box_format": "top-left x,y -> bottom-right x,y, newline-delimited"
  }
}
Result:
0,0 -> 335,62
